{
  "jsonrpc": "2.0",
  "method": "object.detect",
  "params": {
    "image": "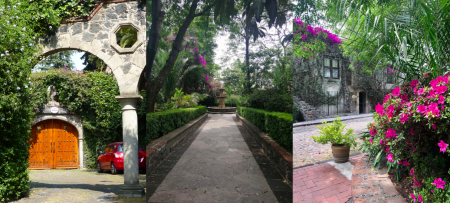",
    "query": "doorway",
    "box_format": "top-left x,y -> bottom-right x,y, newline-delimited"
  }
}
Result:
29,120 -> 79,169
359,92 -> 366,114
